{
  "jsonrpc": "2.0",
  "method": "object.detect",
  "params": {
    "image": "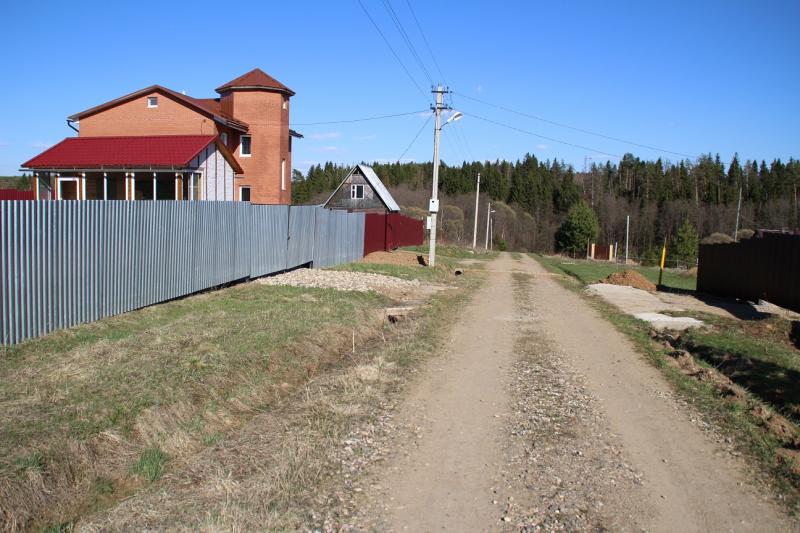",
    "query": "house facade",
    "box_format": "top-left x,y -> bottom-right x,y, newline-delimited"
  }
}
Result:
22,68 -> 301,204
324,164 -> 401,213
